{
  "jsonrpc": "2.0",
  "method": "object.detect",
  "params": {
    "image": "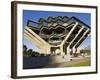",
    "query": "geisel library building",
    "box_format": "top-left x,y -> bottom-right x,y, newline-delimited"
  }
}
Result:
24,16 -> 90,61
